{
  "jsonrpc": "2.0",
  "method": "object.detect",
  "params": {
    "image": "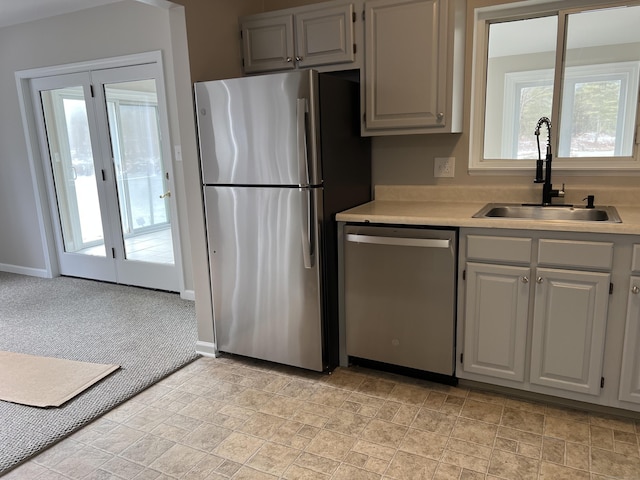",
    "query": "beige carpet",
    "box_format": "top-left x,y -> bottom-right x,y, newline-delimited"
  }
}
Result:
0,351 -> 119,408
